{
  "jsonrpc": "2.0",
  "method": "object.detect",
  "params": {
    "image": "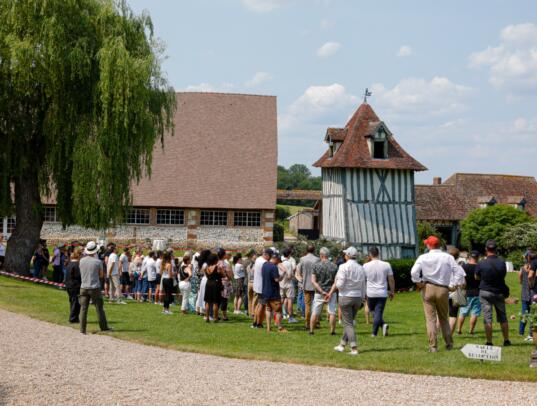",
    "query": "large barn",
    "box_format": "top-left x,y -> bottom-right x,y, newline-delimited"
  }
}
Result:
313,102 -> 427,259
2,92 -> 278,249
